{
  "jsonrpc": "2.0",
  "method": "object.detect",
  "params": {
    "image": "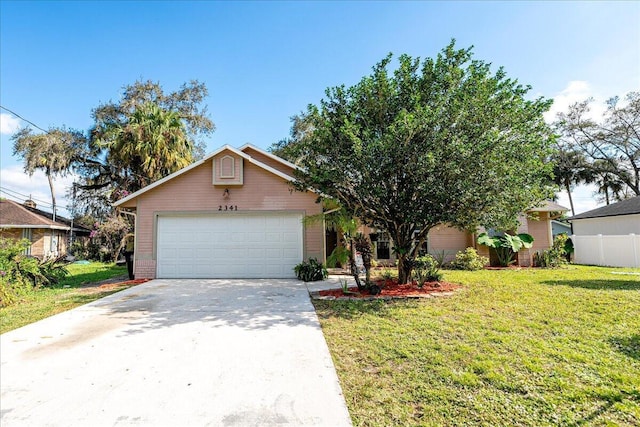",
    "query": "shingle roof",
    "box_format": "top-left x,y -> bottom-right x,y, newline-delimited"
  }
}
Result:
568,196 -> 640,220
0,199 -> 90,234
528,200 -> 569,212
